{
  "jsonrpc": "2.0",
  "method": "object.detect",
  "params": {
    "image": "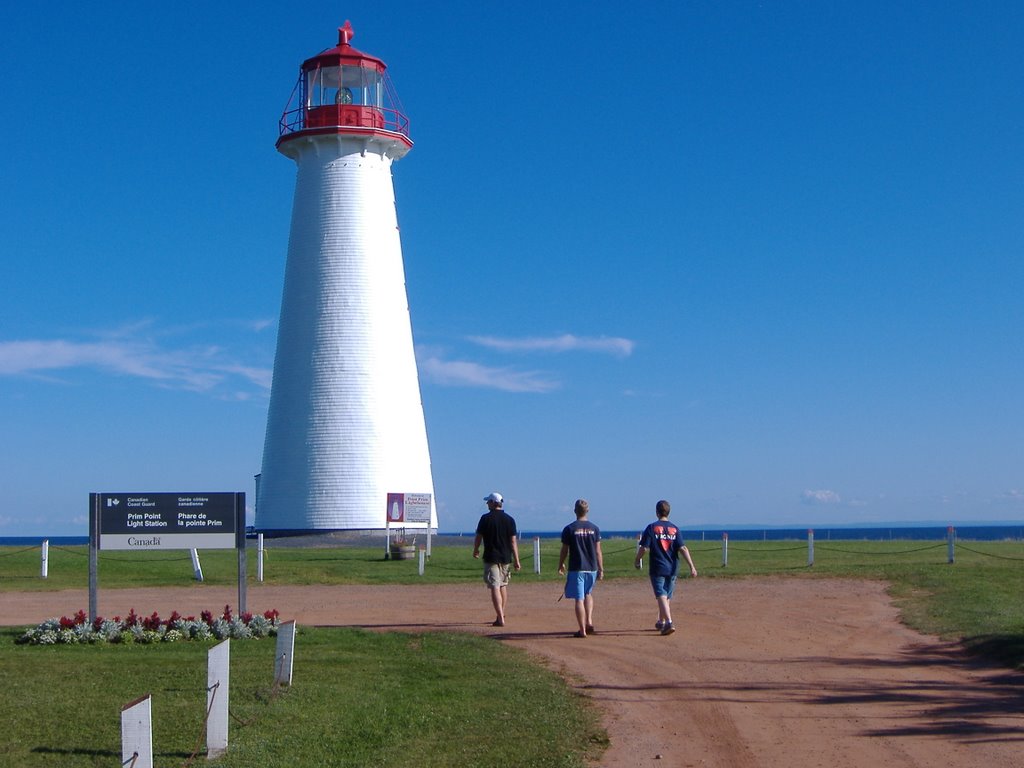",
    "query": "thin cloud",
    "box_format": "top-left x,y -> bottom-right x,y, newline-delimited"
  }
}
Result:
801,489 -> 841,505
468,333 -> 635,358
0,333 -> 272,397
995,489 -> 1024,503
417,354 -> 559,393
